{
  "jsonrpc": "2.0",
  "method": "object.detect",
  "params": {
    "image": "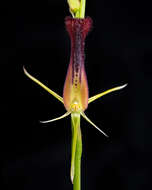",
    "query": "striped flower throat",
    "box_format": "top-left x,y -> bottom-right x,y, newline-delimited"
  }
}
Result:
63,16 -> 92,113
